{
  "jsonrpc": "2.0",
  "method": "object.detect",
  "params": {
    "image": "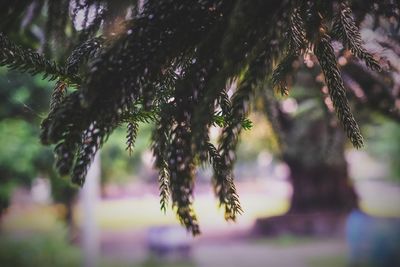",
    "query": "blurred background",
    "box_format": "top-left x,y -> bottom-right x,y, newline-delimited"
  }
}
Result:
1,68 -> 399,267
1,3 -> 400,267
